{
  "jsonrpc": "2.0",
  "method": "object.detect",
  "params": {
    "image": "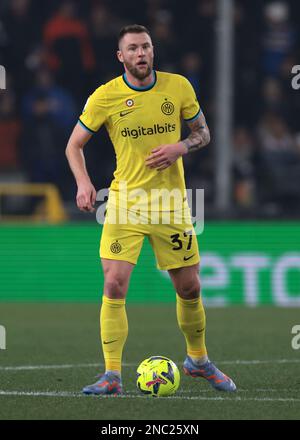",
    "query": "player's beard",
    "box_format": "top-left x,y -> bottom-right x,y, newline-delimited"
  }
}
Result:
124,60 -> 153,80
